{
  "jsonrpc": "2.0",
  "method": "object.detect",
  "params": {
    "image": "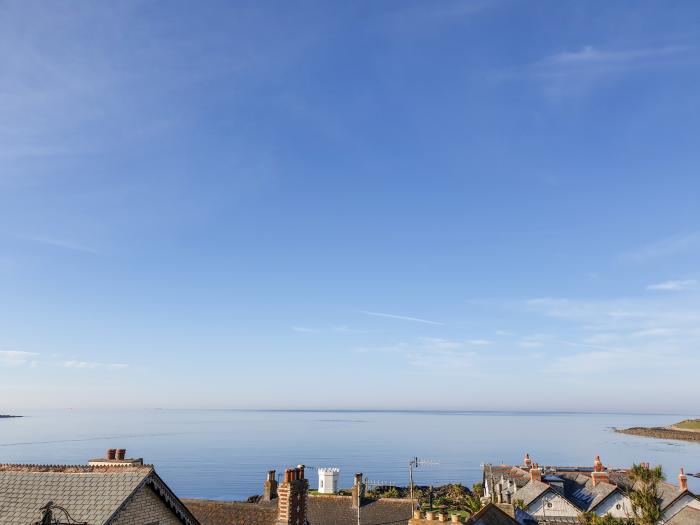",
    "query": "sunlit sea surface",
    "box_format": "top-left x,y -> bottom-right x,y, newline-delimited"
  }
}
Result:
2,410 -> 698,500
